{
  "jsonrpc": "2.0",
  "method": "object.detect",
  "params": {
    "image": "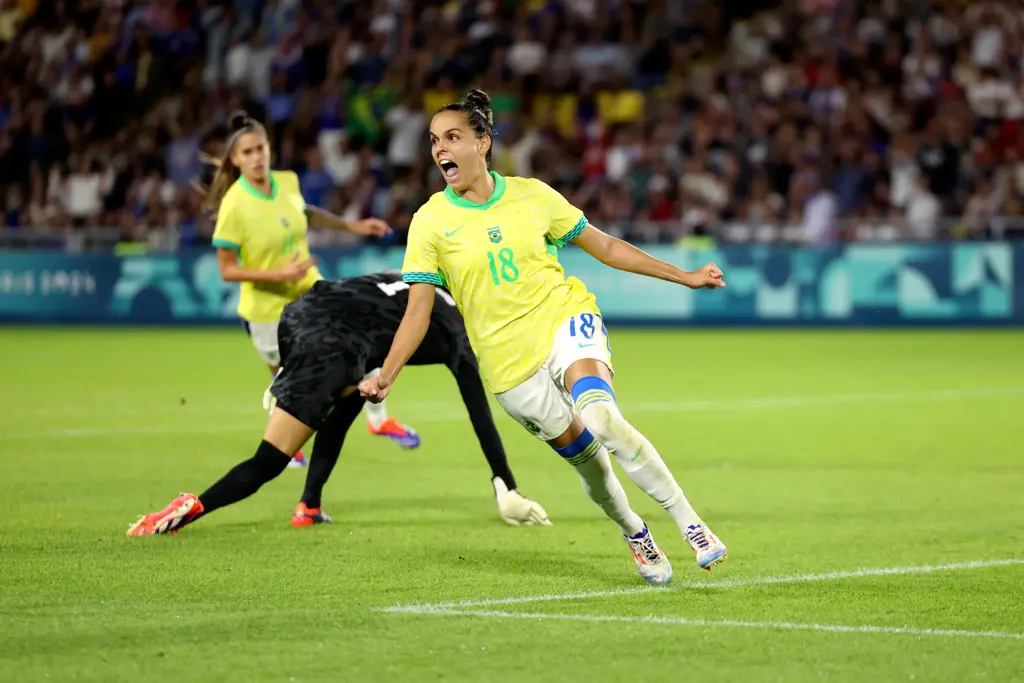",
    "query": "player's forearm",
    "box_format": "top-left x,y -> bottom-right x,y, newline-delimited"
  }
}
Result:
379,315 -> 430,384
380,284 -> 436,383
219,264 -> 286,283
454,361 -> 514,486
595,237 -> 706,289
306,206 -> 351,231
